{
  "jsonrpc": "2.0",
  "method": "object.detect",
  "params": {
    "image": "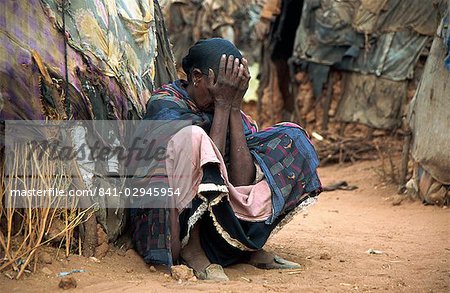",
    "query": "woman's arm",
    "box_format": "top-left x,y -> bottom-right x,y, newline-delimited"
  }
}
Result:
206,56 -> 255,186
229,108 -> 255,186
209,103 -> 230,155
206,55 -> 239,155
228,59 -> 255,186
